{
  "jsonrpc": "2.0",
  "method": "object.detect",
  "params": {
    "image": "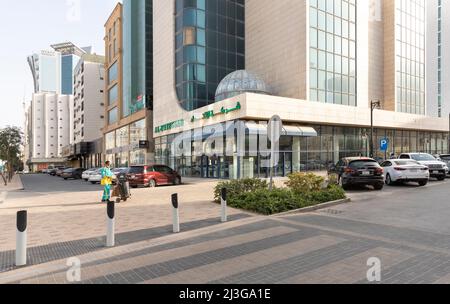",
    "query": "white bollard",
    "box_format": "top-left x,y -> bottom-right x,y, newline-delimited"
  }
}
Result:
106,201 -> 115,247
172,194 -> 180,233
16,211 -> 27,267
221,188 -> 228,223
